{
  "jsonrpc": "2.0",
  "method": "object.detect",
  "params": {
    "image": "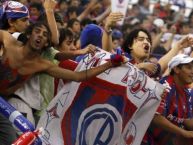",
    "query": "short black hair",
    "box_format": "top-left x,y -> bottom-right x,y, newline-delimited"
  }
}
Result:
66,6 -> 78,18
29,2 -> 43,12
67,18 -> 79,28
122,28 -> 152,54
58,28 -> 74,46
